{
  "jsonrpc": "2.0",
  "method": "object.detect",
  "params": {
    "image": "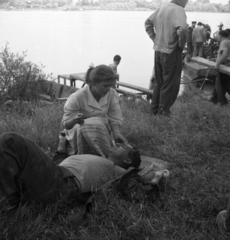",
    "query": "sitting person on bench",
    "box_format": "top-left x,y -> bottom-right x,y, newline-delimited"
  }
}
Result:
62,64 -> 127,157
